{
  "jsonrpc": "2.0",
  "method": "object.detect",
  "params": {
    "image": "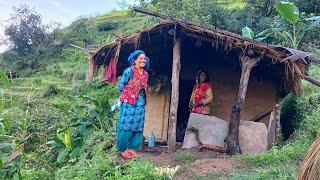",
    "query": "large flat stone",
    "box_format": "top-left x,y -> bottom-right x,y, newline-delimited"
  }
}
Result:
182,113 -> 228,148
182,113 -> 268,155
239,120 -> 268,154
